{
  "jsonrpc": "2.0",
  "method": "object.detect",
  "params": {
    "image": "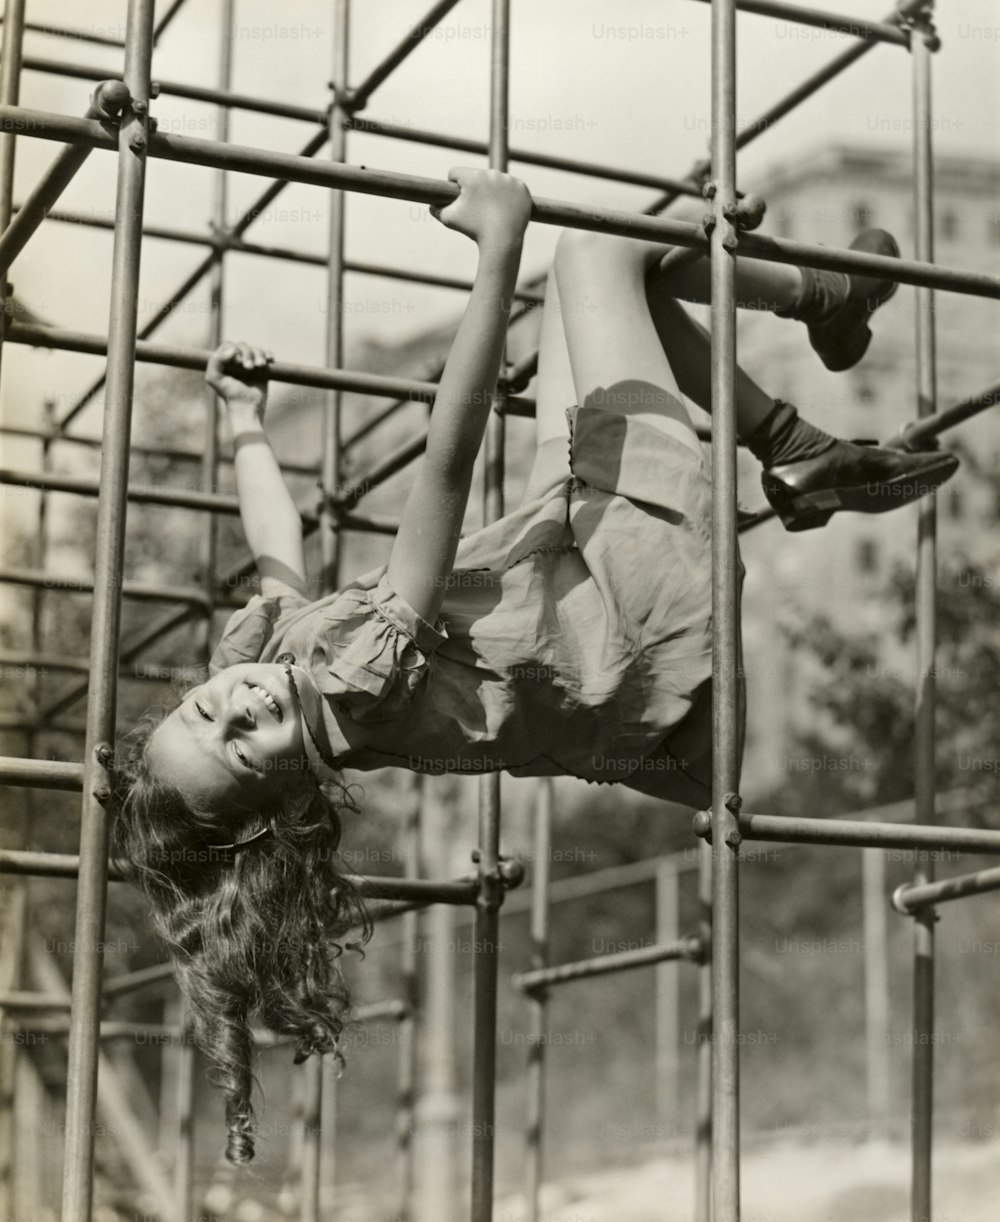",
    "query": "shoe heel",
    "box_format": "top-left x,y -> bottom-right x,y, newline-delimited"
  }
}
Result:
778,506 -> 834,532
